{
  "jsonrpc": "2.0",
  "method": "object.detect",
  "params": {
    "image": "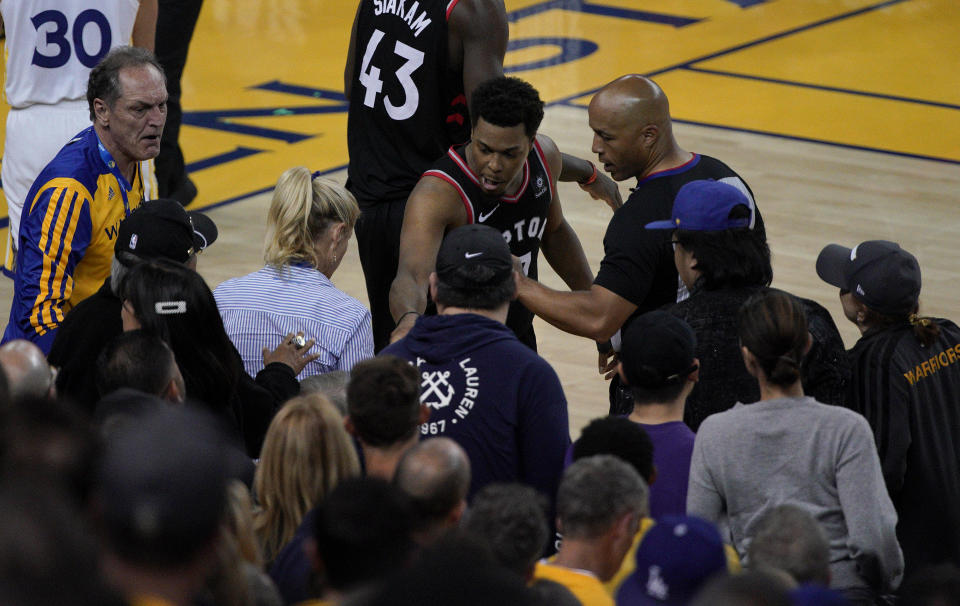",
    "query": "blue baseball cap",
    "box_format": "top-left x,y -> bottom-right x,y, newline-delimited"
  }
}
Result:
645,180 -> 754,231
616,515 -> 727,606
